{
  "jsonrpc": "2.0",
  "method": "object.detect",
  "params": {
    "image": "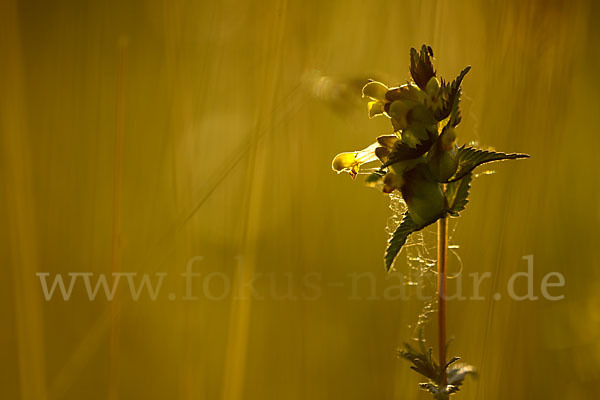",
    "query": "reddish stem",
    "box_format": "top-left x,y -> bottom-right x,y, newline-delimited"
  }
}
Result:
437,215 -> 448,387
